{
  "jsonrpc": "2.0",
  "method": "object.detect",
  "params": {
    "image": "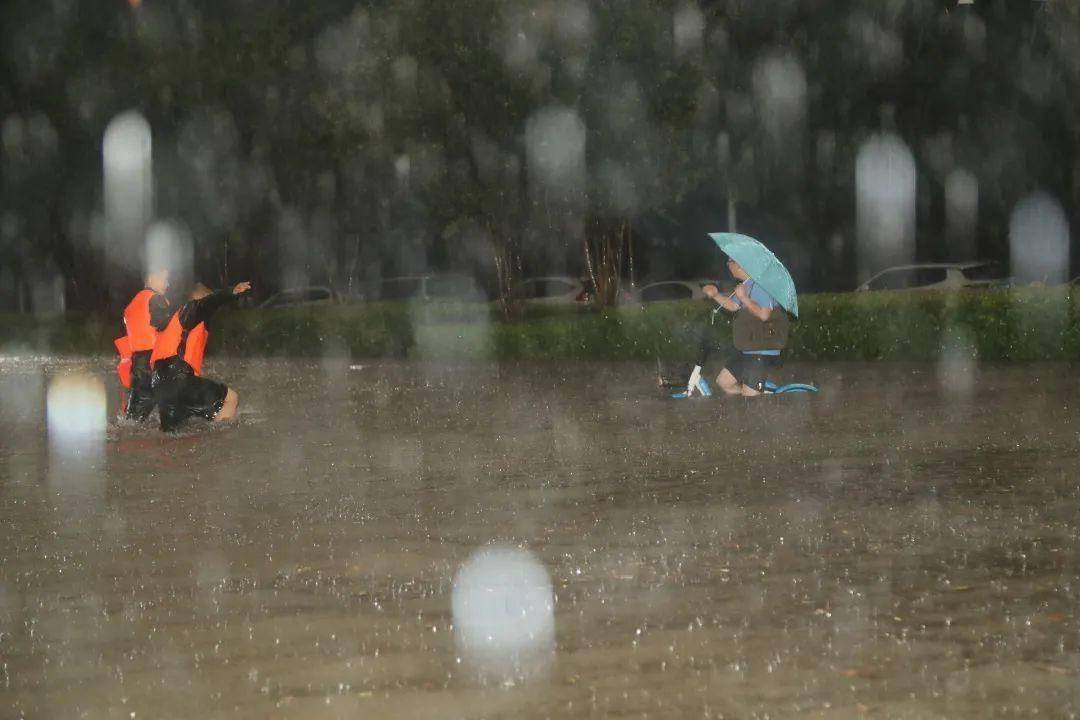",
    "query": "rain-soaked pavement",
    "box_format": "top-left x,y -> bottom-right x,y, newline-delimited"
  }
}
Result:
2,357 -> 1080,718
